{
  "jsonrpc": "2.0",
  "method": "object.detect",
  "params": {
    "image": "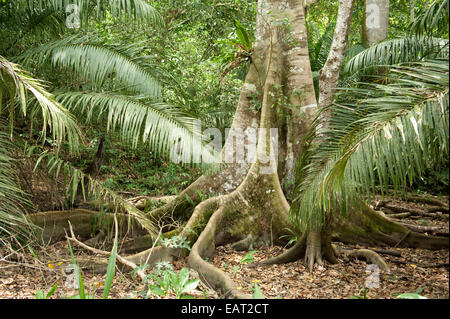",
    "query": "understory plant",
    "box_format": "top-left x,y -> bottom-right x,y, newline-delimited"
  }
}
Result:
144,267 -> 200,299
